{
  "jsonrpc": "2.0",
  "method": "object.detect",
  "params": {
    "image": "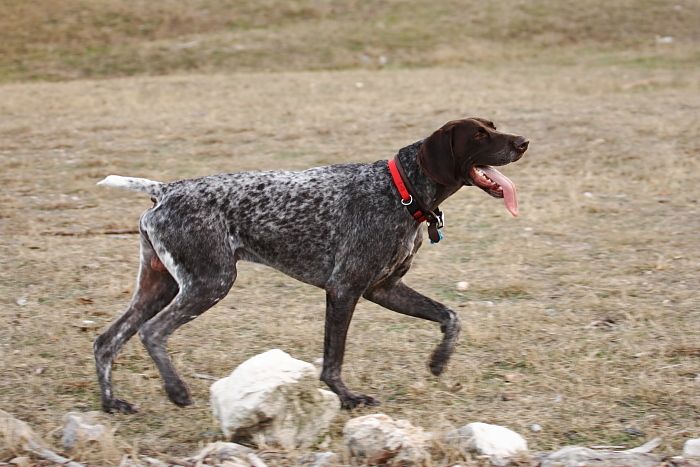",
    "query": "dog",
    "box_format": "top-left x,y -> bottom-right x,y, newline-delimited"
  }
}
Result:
93,118 -> 528,413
